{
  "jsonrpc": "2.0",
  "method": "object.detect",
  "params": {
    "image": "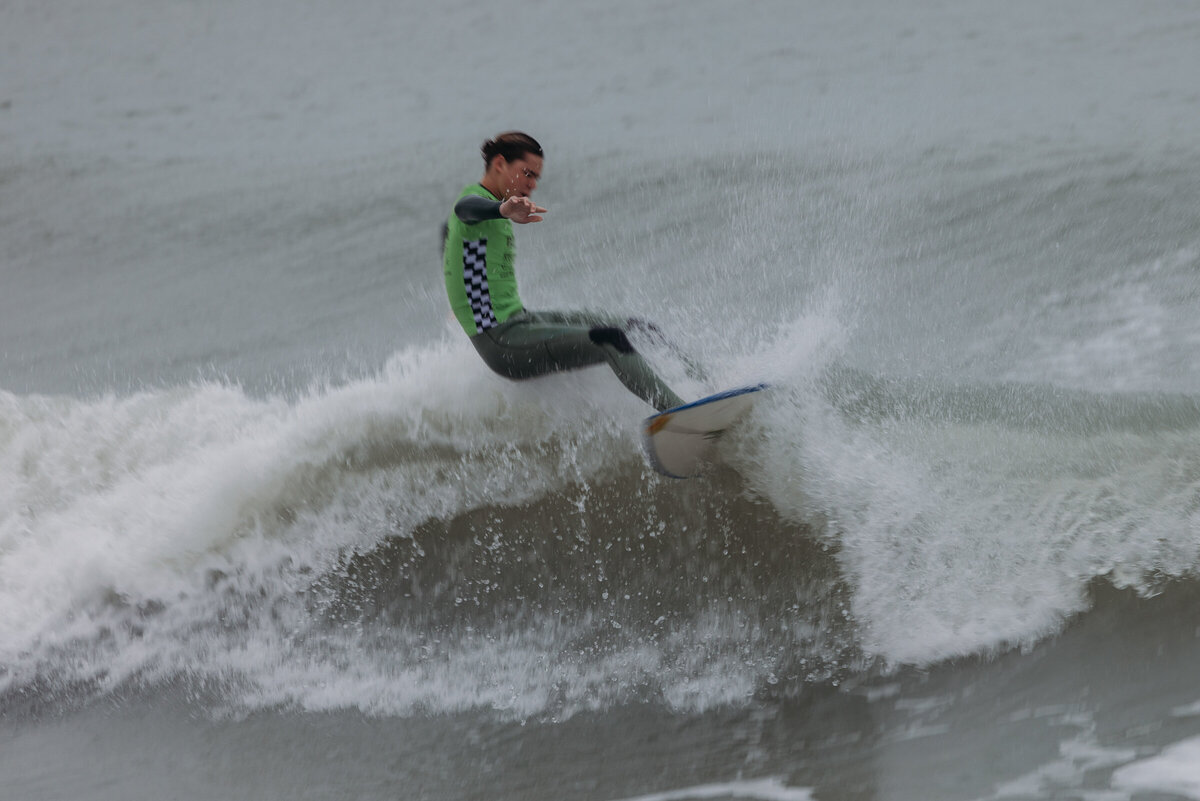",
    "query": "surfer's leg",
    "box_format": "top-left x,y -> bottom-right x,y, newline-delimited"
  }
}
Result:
472,312 -> 683,411
533,311 -> 686,411
520,311 -> 684,409
561,328 -> 684,412
625,317 -> 709,382
534,311 -> 708,383
471,313 -> 607,379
